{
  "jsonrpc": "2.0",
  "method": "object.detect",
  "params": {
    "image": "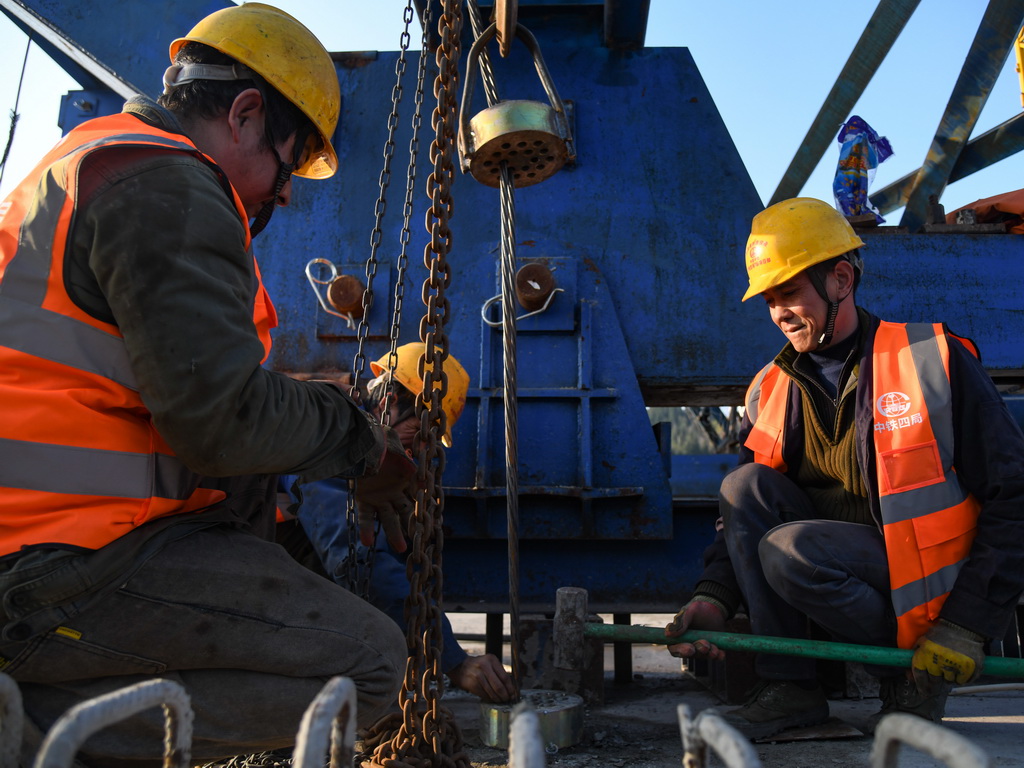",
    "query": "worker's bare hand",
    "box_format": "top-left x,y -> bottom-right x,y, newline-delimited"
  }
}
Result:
448,654 -> 517,702
354,425 -> 417,553
664,598 -> 727,661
